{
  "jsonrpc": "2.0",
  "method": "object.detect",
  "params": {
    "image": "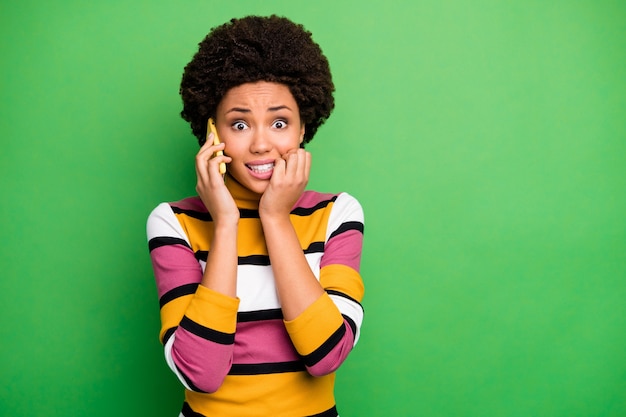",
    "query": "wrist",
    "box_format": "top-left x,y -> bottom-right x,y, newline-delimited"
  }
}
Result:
259,211 -> 291,227
213,217 -> 239,233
